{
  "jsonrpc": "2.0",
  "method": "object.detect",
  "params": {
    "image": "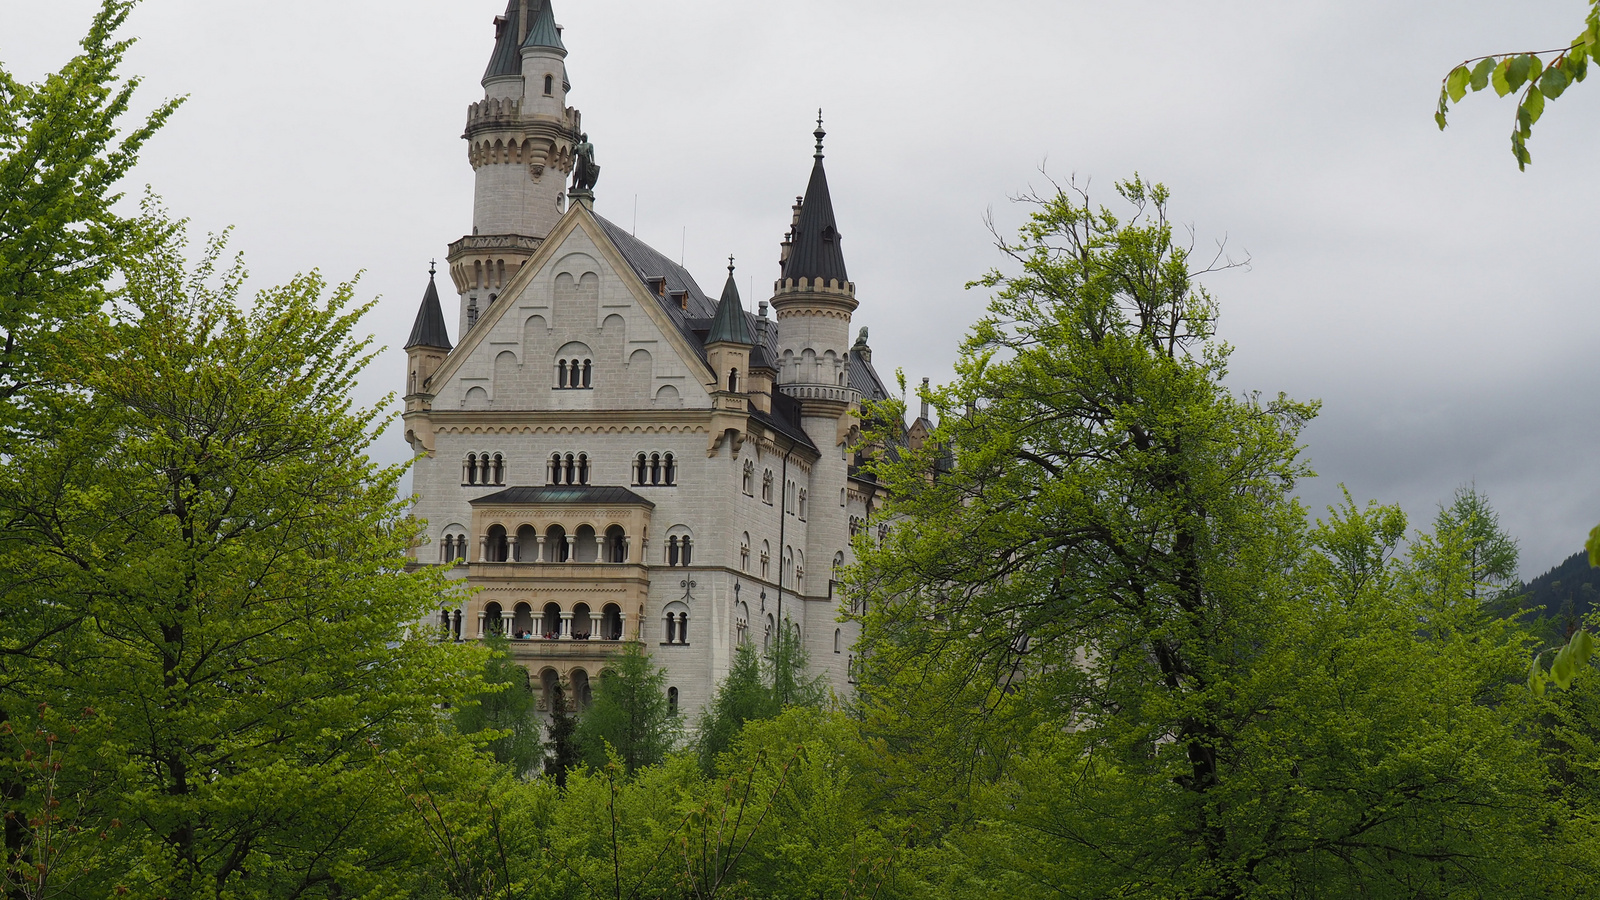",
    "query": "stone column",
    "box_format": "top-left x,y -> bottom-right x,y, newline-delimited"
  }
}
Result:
501,610 -> 515,636
593,535 -> 604,563
566,535 -> 576,562
507,536 -> 519,562
476,612 -> 486,639
478,536 -> 488,563
619,611 -> 630,641
623,537 -> 632,564
535,535 -> 546,563
560,611 -> 573,640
